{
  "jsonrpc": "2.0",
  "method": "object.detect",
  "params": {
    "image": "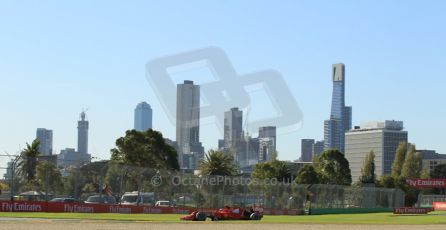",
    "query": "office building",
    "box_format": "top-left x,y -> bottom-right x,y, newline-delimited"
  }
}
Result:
345,120 -> 408,182
417,150 -> 446,172
301,139 -> 315,162
3,161 -> 13,180
57,148 -> 90,168
259,126 -> 277,154
134,102 -> 153,131
176,80 -> 204,169
218,139 -> 225,150
36,128 -> 53,156
417,149 -> 446,160
324,63 -> 352,153
234,136 -> 260,166
423,158 -> 446,173
259,137 -> 274,162
180,145 -> 205,170
312,140 -> 325,158
224,107 -> 243,149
